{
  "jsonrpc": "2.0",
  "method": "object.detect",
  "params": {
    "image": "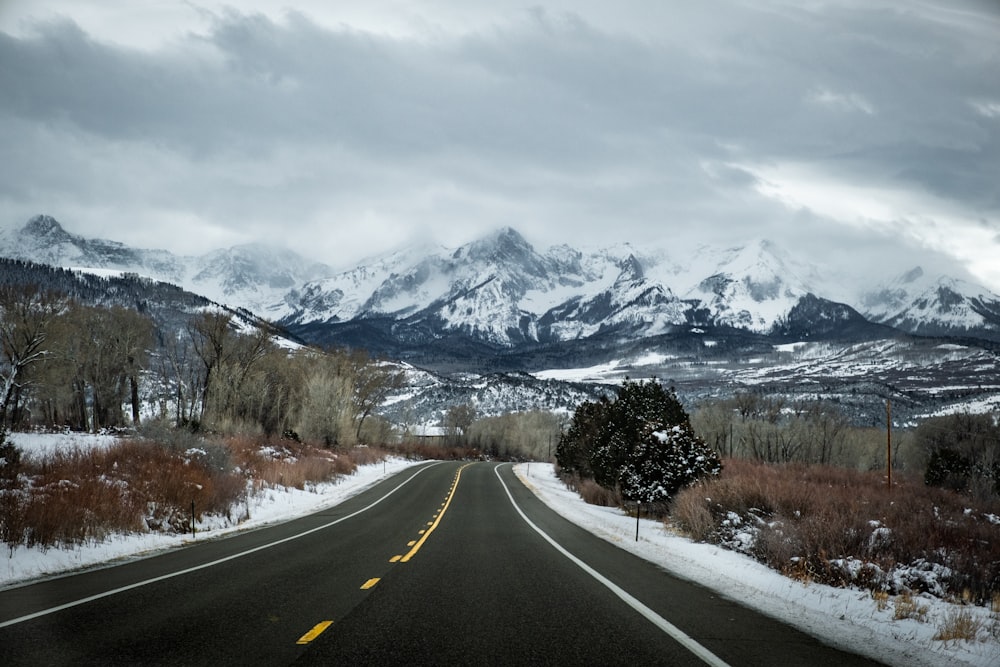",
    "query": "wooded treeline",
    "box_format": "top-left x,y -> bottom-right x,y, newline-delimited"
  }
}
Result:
0,283 -> 402,446
691,392 -> 1000,499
